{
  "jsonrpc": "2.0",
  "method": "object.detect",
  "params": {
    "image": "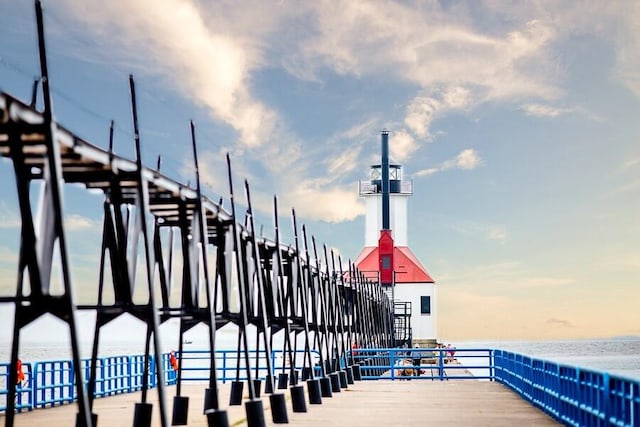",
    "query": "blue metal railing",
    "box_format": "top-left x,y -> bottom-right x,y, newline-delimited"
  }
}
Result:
0,354 -> 177,412
3,347 -> 639,426
494,349 -> 640,427
0,361 -> 33,413
176,349 -> 321,383
351,347 -> 493,380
